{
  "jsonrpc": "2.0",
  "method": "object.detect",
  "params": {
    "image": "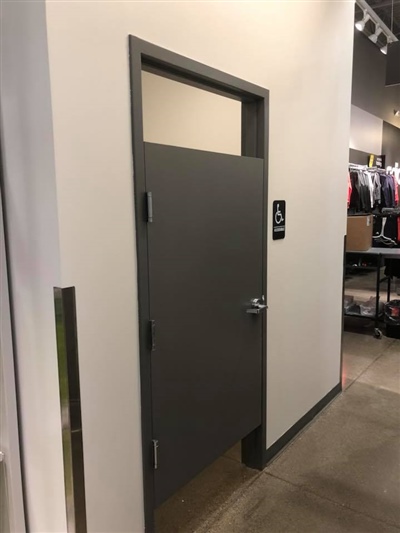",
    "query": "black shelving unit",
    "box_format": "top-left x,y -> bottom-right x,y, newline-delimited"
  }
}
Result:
345,248 -> 400,338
